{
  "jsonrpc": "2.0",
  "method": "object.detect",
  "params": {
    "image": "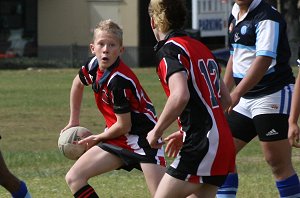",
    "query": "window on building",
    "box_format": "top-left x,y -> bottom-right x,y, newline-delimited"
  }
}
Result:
0,0 -> 37,58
